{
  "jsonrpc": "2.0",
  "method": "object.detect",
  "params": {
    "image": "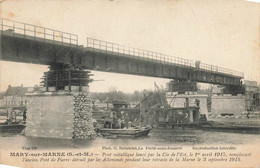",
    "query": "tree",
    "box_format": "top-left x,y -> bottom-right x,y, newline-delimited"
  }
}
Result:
108,87 -> 118,102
